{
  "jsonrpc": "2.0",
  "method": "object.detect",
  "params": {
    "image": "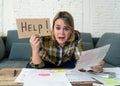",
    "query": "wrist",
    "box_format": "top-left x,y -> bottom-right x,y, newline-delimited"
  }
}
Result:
30,60 -> 44,69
